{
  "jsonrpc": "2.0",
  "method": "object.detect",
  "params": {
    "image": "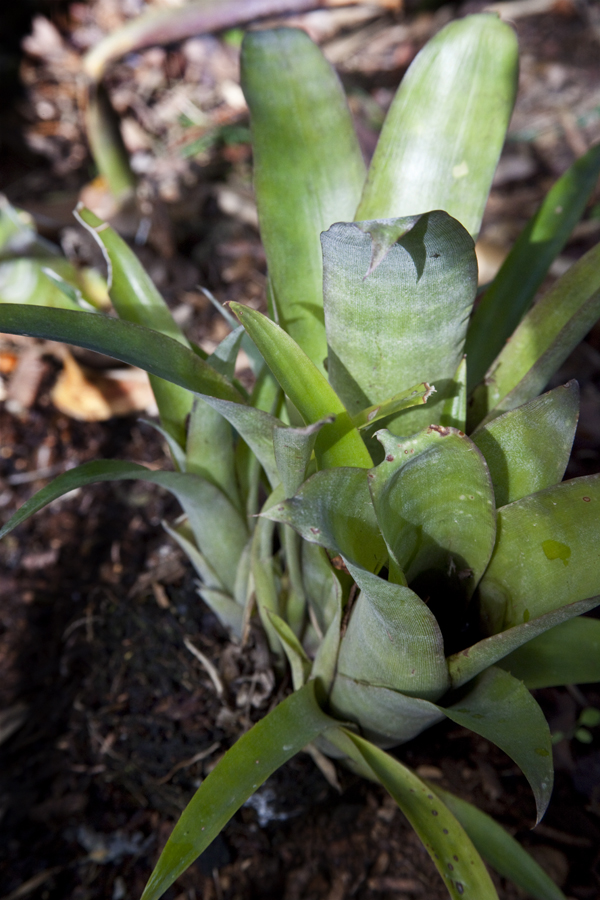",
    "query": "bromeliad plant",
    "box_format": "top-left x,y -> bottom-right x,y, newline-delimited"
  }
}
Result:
2,14 -> 600,900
